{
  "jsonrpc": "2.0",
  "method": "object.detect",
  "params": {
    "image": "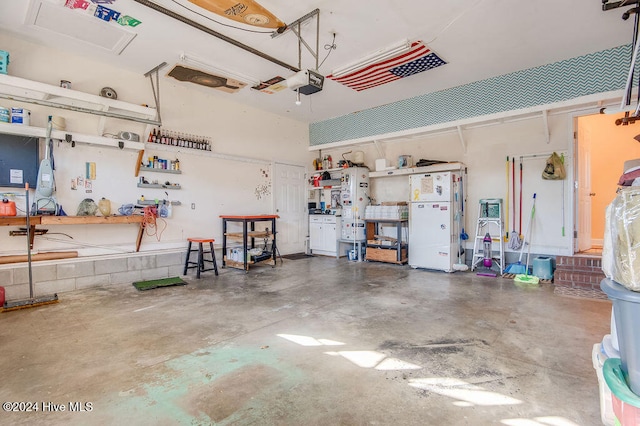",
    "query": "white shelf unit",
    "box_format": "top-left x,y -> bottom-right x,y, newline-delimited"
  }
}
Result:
0,74 -> 158,150
369,162 -> 465,178
0,121 -> 146,151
